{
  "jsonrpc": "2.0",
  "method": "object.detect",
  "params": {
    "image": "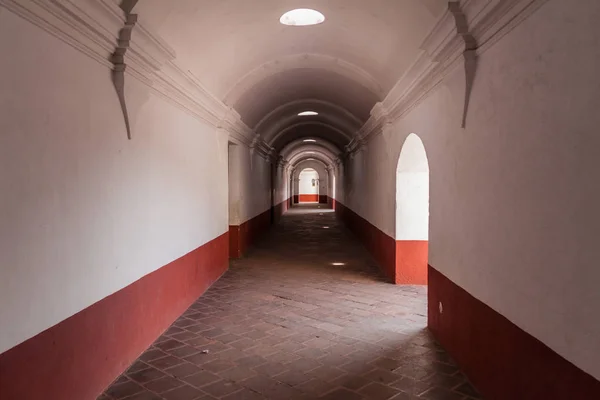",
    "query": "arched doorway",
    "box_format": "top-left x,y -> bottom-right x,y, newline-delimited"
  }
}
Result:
298,168 -> 319,203
395,133 -> 429,284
